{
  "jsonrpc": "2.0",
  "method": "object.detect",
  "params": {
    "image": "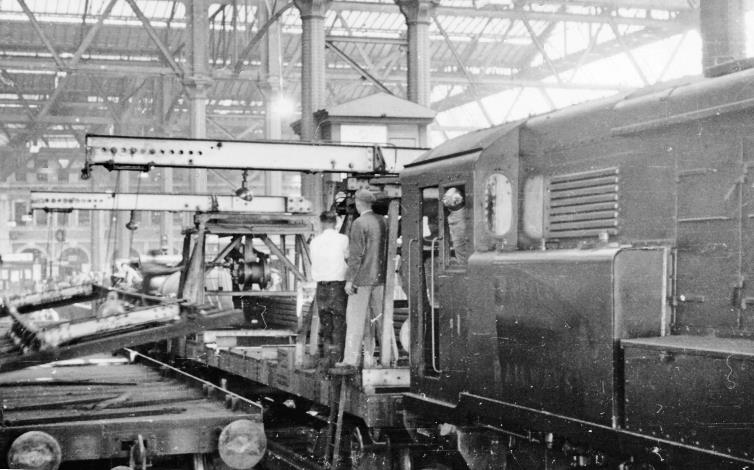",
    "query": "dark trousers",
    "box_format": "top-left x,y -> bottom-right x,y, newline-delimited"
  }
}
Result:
316,281 -> 347,364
